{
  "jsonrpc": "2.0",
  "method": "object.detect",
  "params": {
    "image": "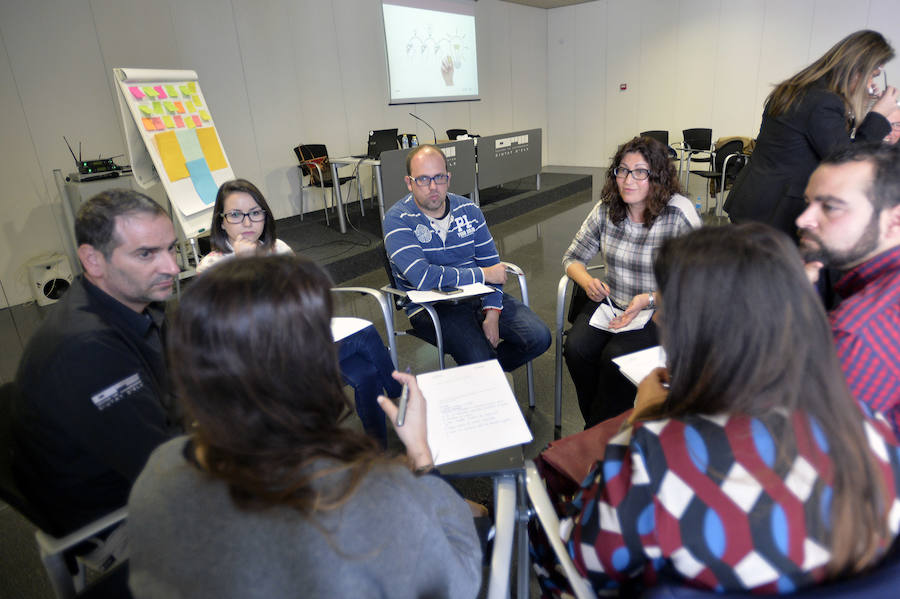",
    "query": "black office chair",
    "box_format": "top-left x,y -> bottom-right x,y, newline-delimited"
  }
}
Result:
446,128 -> 468,140
0,382 -> 128,599
640,130 -> 678,160
689,139 -> 747,217
293,144 -> 361,225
